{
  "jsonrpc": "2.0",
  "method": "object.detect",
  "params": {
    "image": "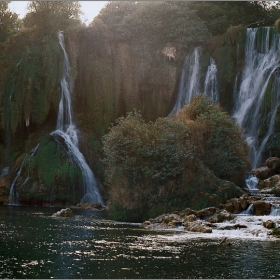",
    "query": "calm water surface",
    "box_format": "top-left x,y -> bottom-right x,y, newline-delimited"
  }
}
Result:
0,205 -> 280,279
